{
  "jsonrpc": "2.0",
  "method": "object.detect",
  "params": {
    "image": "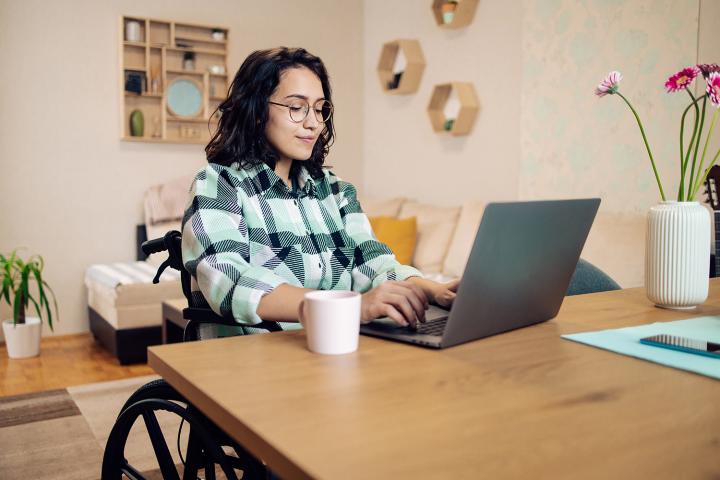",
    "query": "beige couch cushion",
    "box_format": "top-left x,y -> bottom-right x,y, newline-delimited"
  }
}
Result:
86,279 -> 182,329
399,202 -> 460,273
442,202 -> 487,278
358,196 -> 406,218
